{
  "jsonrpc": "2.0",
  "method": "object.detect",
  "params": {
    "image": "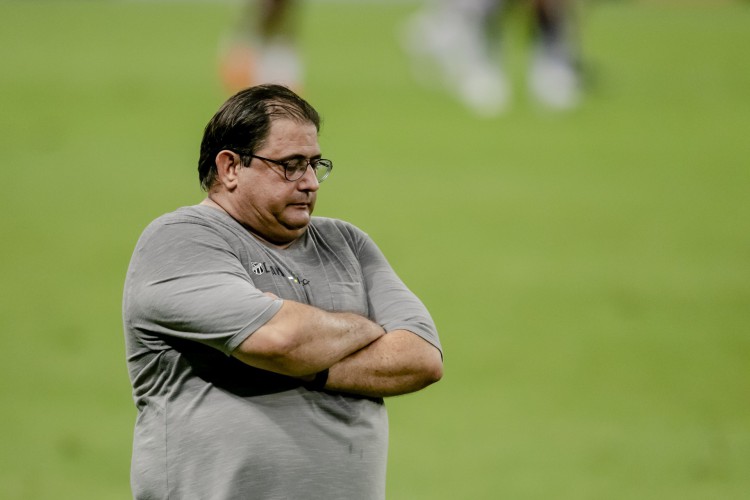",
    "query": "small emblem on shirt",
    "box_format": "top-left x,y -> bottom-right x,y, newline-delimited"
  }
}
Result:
250,261 -> 310,286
